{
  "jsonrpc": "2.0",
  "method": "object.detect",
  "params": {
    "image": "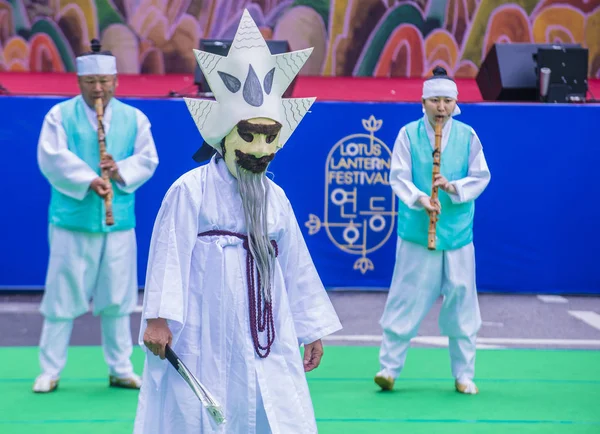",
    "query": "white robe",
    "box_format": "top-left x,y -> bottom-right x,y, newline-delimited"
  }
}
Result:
134,157 -> 342,434
379,117 -> 491,381
38,97 -> 160,200
389,116 -> 490,210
